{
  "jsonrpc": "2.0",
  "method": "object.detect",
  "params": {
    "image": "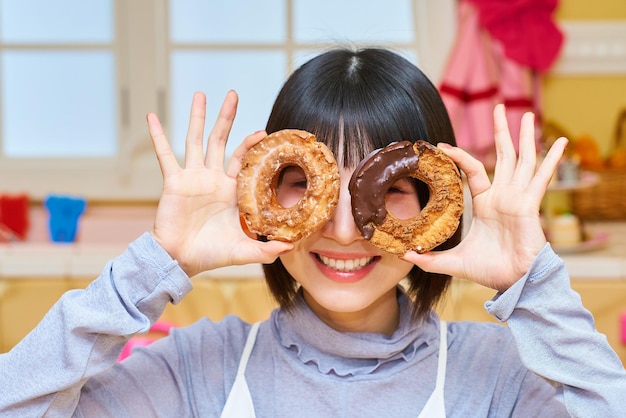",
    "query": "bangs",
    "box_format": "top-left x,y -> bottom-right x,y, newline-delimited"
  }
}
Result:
280,103 -> 403,169
265,48 -> 437,168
